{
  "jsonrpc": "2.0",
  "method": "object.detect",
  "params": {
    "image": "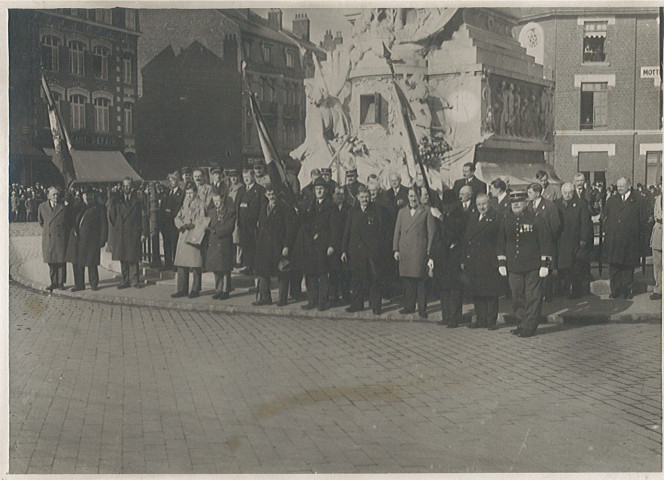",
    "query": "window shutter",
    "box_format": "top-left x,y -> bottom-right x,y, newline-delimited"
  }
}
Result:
58,45 -> 68,72
85,103 -> 95,133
